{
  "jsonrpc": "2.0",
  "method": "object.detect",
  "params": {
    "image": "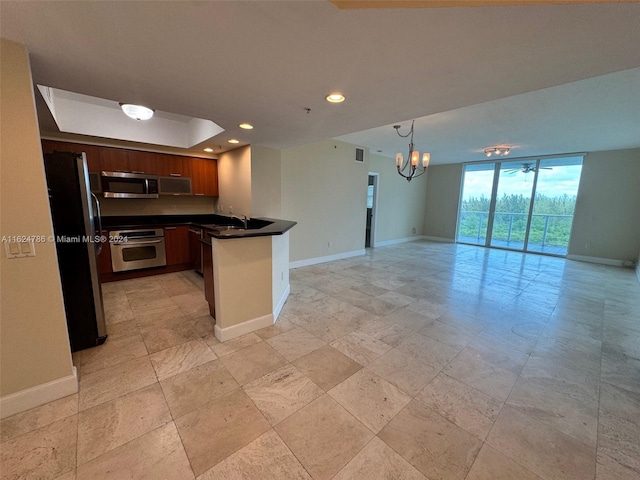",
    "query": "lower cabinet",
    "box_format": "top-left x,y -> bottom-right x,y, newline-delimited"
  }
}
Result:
164,226 -> 191,266
202,234 -> 215,317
